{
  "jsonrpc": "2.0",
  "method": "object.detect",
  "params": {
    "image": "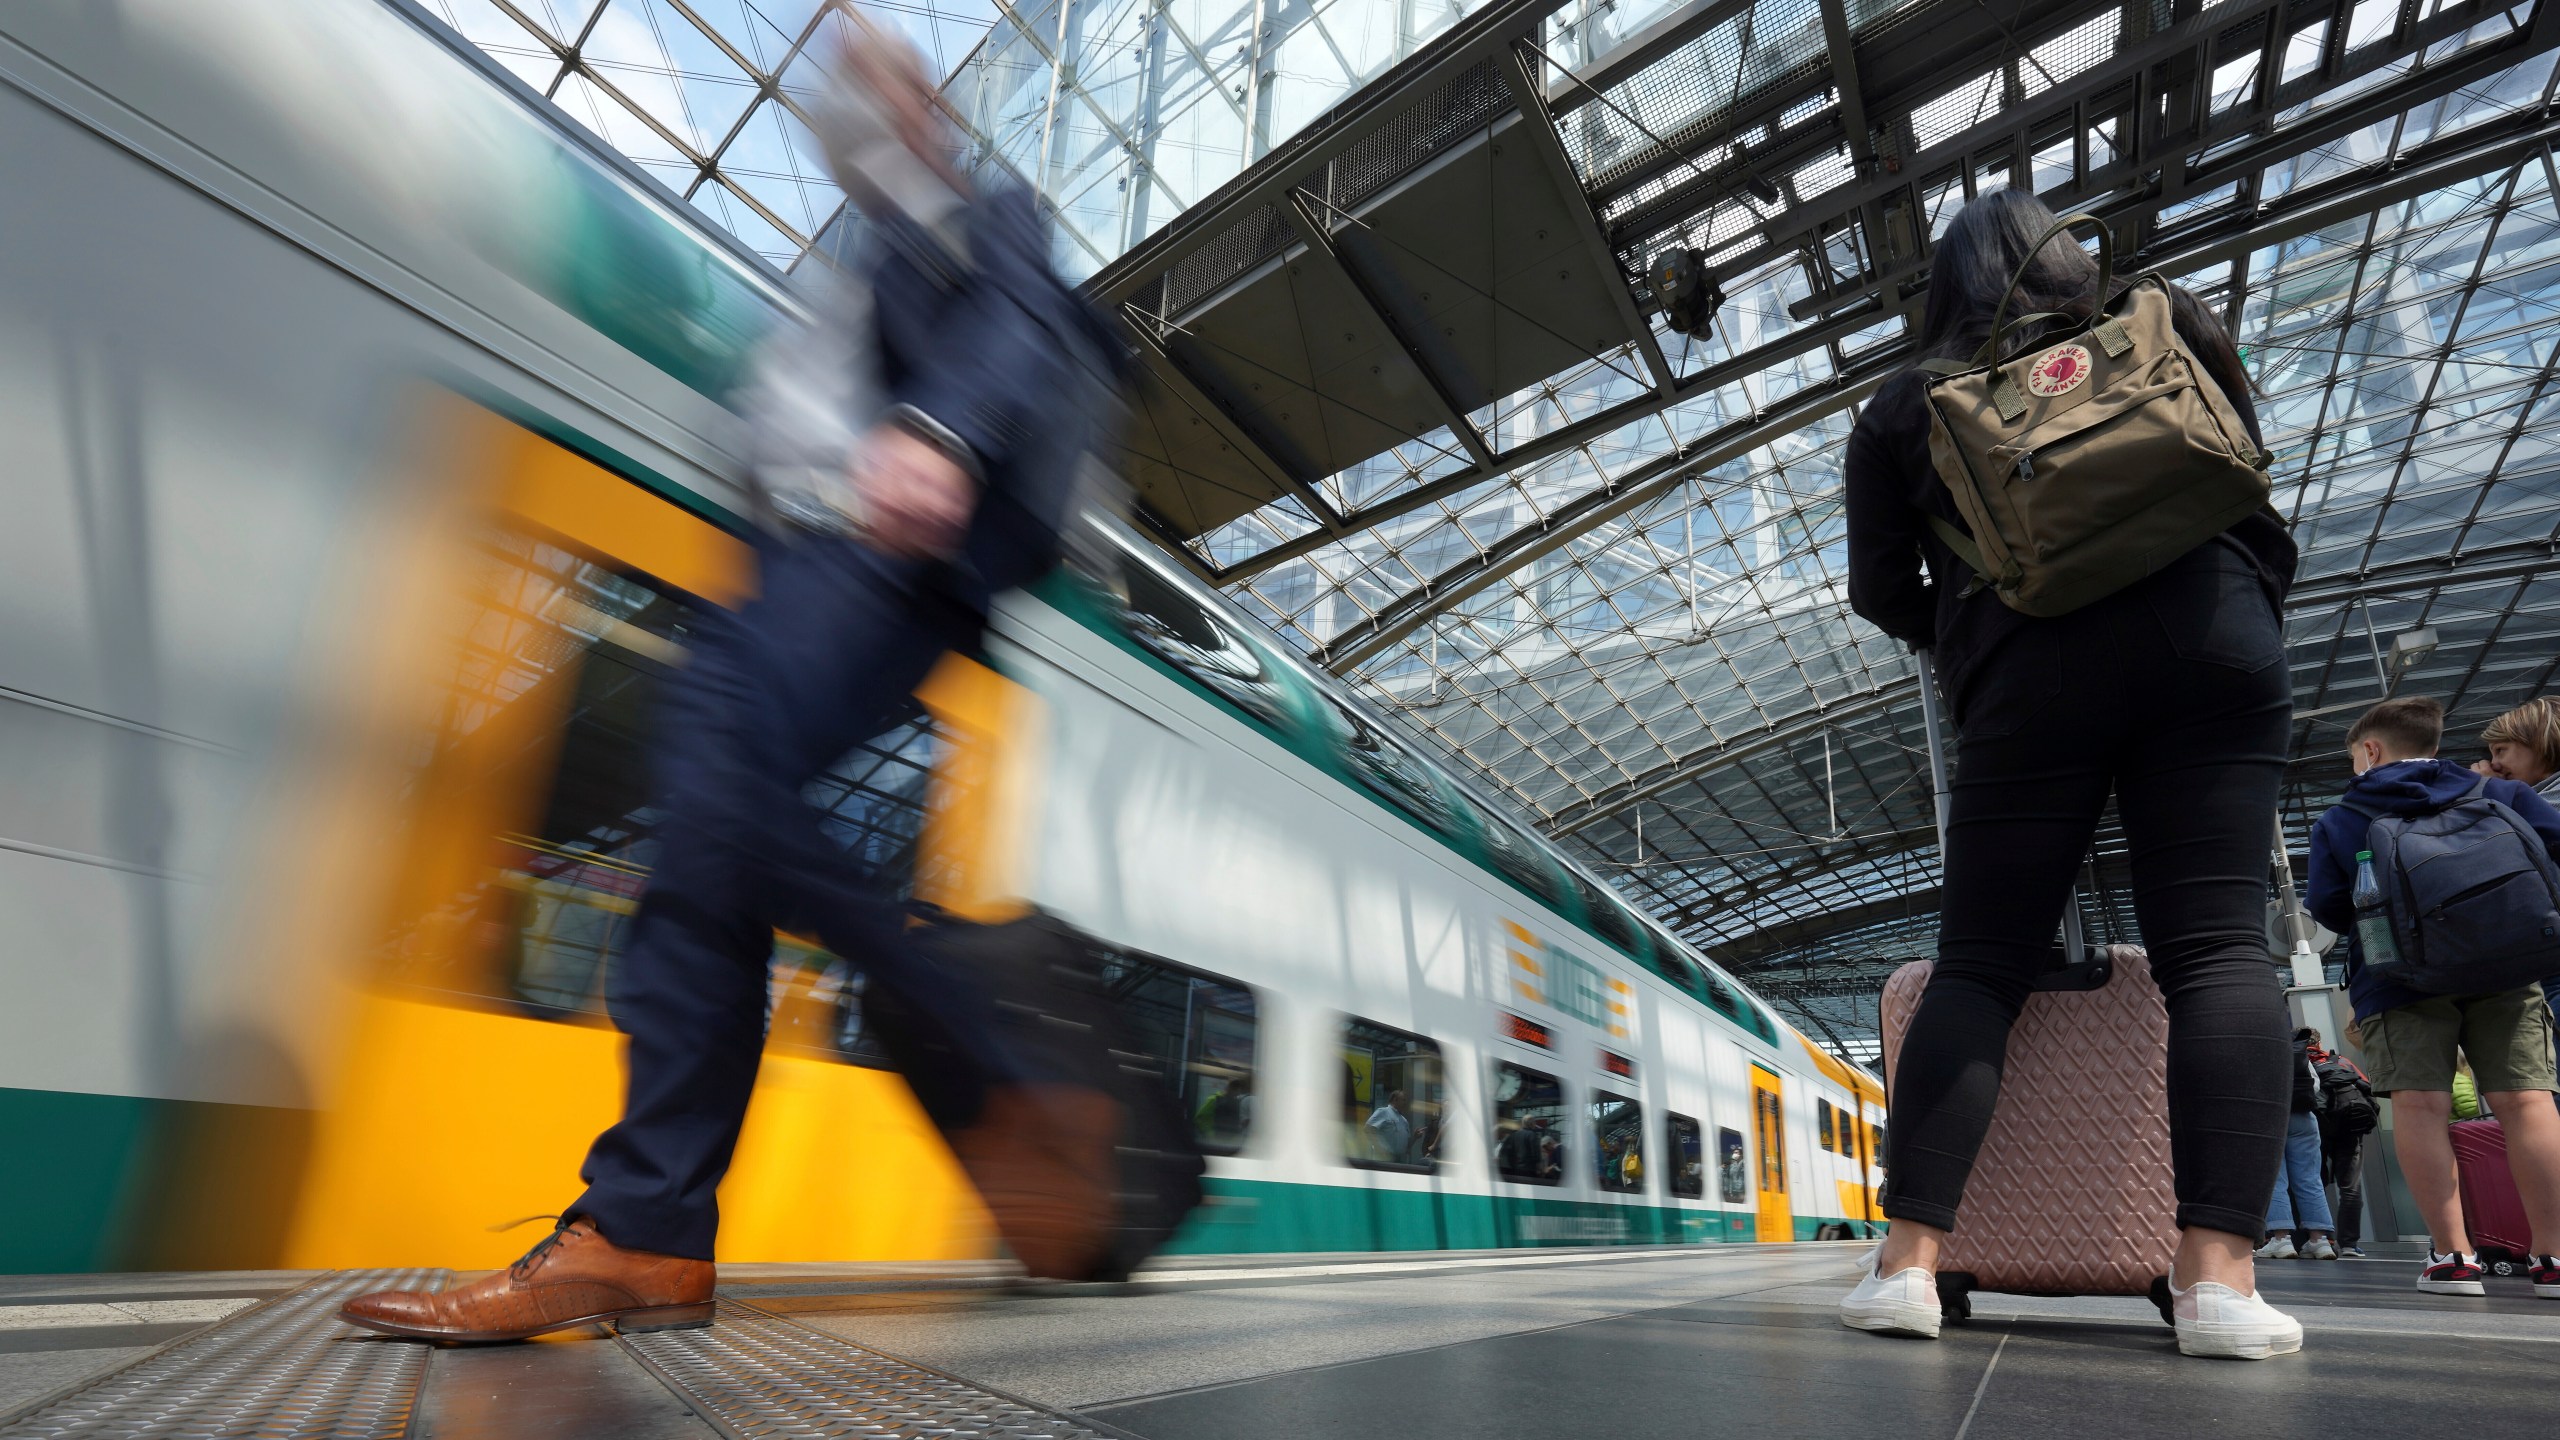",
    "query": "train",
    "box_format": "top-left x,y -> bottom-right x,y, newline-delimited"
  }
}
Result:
0,0 -> 1879,1273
